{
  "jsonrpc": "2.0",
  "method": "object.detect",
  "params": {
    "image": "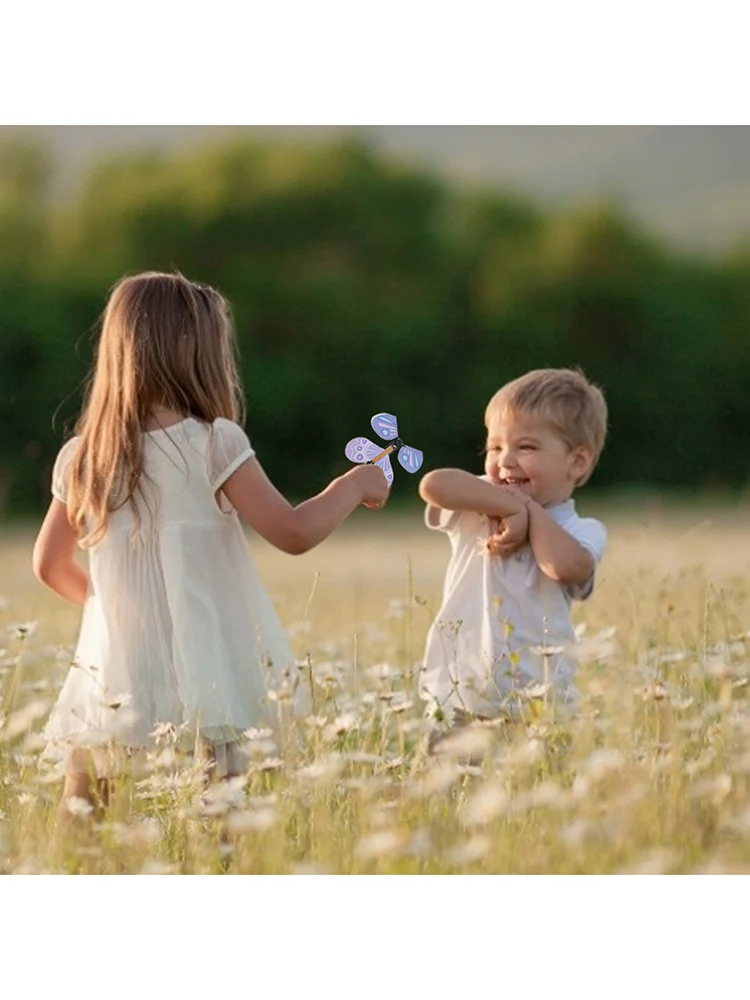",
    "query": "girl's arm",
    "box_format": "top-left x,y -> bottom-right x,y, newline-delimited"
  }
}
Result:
33,500 -> 89,605
418,469 -> 527,518
222,457 -> 388,555
526,500 -> 594,586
